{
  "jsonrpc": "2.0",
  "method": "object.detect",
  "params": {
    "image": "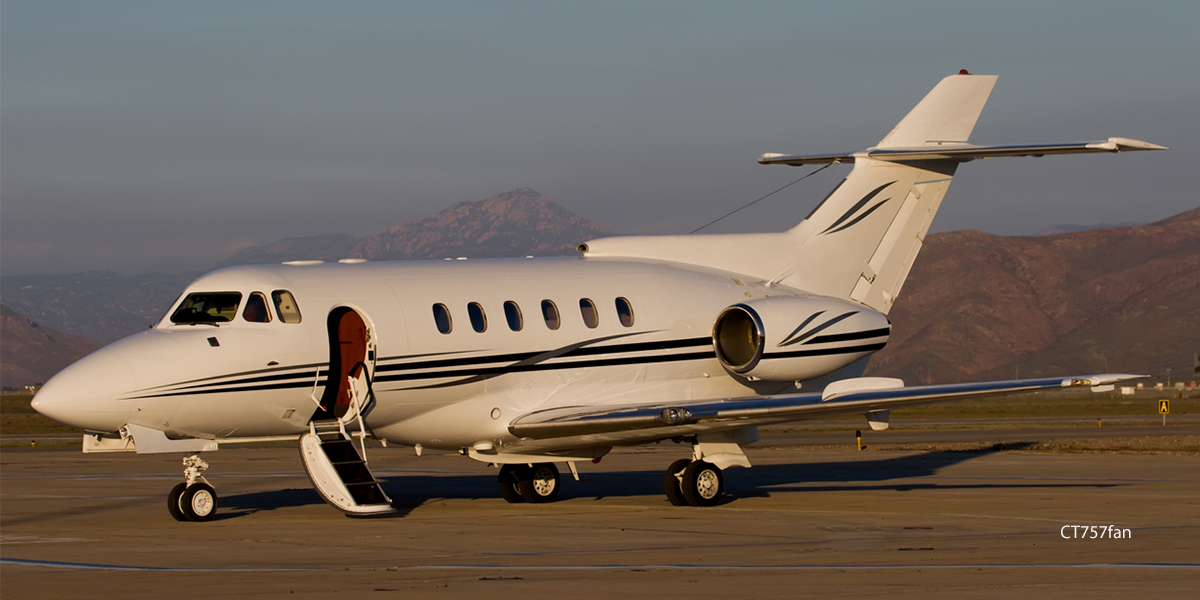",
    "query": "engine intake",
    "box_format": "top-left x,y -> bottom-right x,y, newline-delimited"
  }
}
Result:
712,296 -> 890,382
